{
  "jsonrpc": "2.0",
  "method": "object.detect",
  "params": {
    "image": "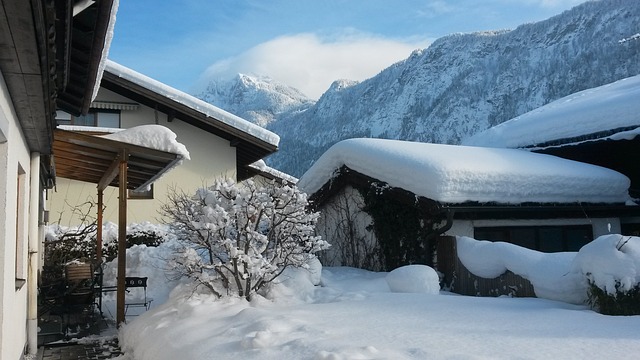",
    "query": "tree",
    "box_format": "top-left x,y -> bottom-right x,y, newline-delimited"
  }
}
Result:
161,178 -> 329,301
